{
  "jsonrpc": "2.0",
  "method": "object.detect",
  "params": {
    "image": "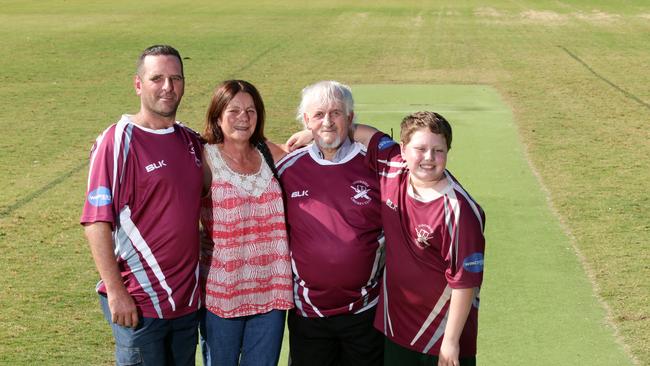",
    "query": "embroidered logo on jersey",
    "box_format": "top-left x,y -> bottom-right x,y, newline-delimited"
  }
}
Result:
415,224 -> 434,248
463,253 -> 484,273
88,186 -> 112,207
378,136 -> 397,151
386,198 -> 398,211
291,190 -> 309,198
188,142 -> 201,167
350,180 -> 372,205
145,160 -> 167,173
